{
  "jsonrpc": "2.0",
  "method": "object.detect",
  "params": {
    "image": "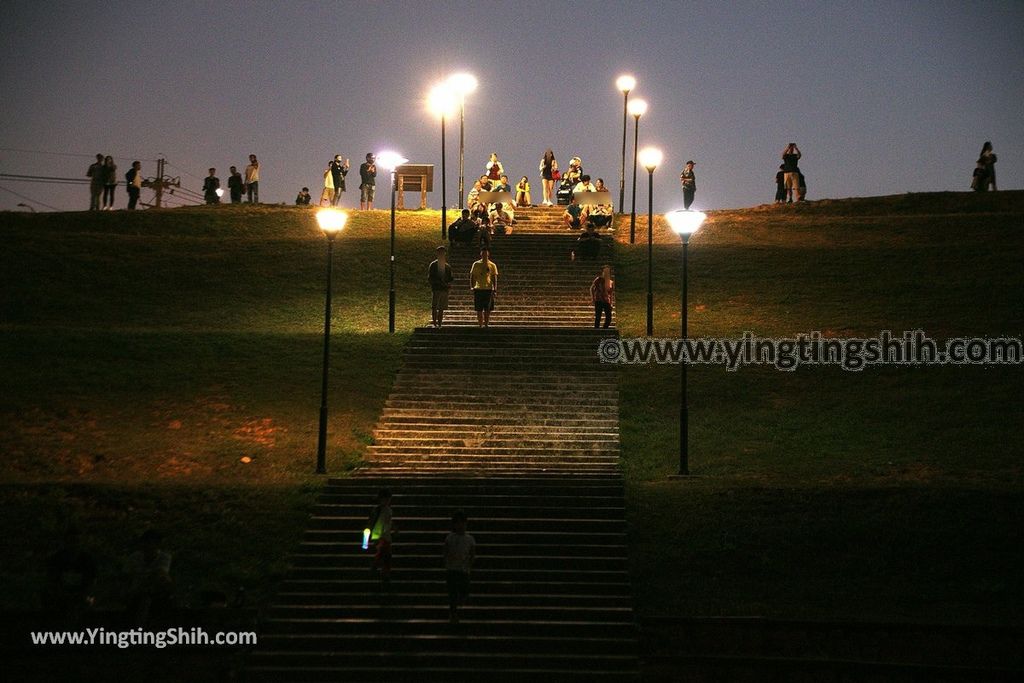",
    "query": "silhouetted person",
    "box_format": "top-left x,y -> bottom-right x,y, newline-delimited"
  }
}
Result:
126,529 -> 174,627
774,164 -> 786,204
367,489 -> 394,592
576,221 -> 601,261
44,526 -> 96,625
359,153 -> 376,210
443,510 -> 476,624
101,155 -> 117,210
448,209 -> 478,248
428,245 -> 454,328
978,141 -> 997,191
203,168 -> 221,204
125,161 -> 142,210
227,166 -> 244,203
245,154 -> 260,203
680,160 -> 696,209
87,153 -> 104,210
591,265 -> 614,329
781,143 -> 801,203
